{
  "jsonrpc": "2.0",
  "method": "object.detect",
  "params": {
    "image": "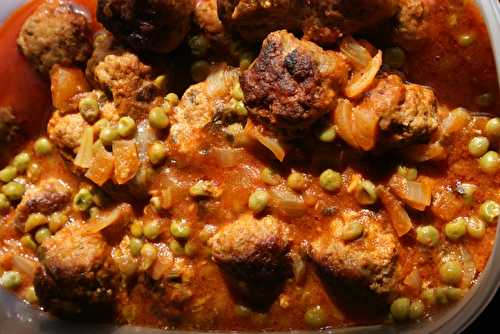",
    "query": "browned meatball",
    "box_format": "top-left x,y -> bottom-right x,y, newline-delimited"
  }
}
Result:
208,214 -> 292,283
13,179 -> 72,232
217,0 -> 397,44
34,224 -> 117,319
0,106 -> 20,143
97,0 -> 195,53
17,0 -> 92,75
309,210 -> 398,295
393,0 -> 430,50
240,30 -> 349,136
